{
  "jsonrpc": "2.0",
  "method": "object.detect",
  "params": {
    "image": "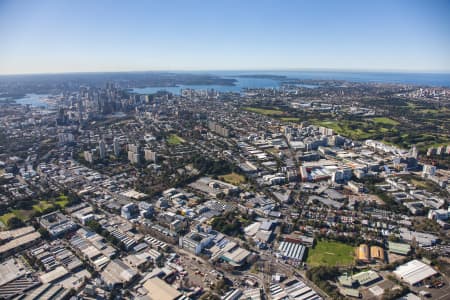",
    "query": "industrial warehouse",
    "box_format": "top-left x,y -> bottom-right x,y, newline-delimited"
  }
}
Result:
394,260 -> 438,286
277,241 -> 306,261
